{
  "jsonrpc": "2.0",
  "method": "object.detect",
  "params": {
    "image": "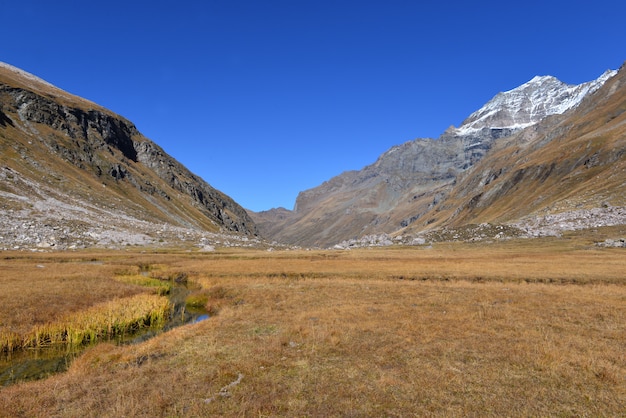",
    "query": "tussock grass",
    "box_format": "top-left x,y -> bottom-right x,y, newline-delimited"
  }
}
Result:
0,243 -> 625,416
114,274 -> 172,296
0,254 -> 147,337
1,294 -> 171,351
185,285 -> 234,316
0,253 -> 173,353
